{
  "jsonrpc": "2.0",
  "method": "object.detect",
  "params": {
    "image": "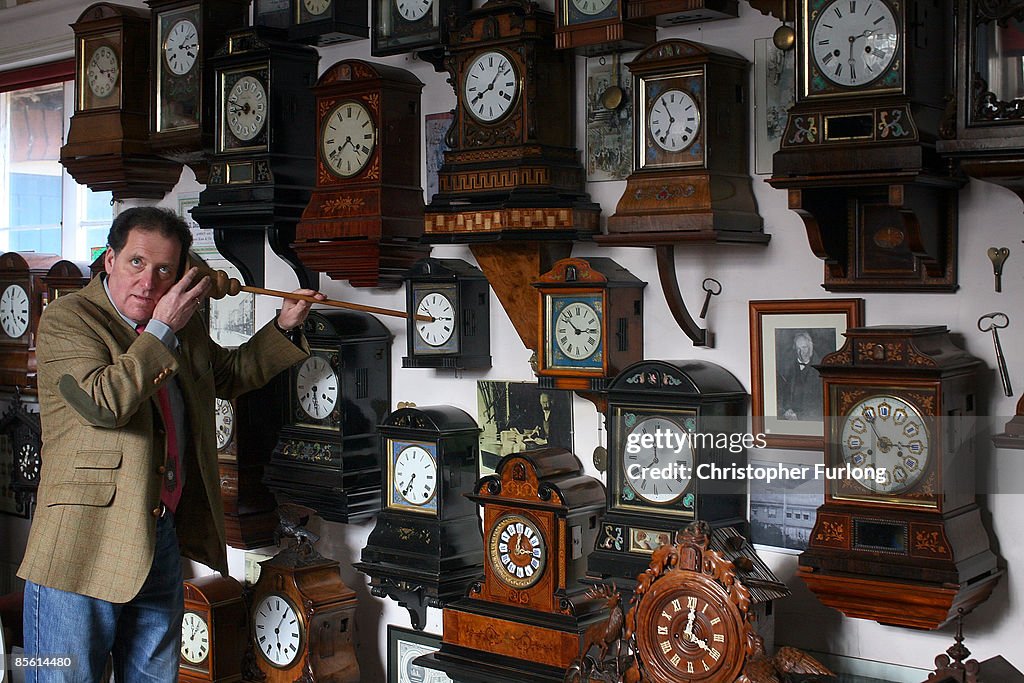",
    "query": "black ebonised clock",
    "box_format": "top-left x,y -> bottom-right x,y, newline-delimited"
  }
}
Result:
0,390 -> 43,517
402,258 -> 491,371
288,0 -> 368,46
264,310 -> 392,523
372,0 -> 469,57
356,405 -> 483,630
